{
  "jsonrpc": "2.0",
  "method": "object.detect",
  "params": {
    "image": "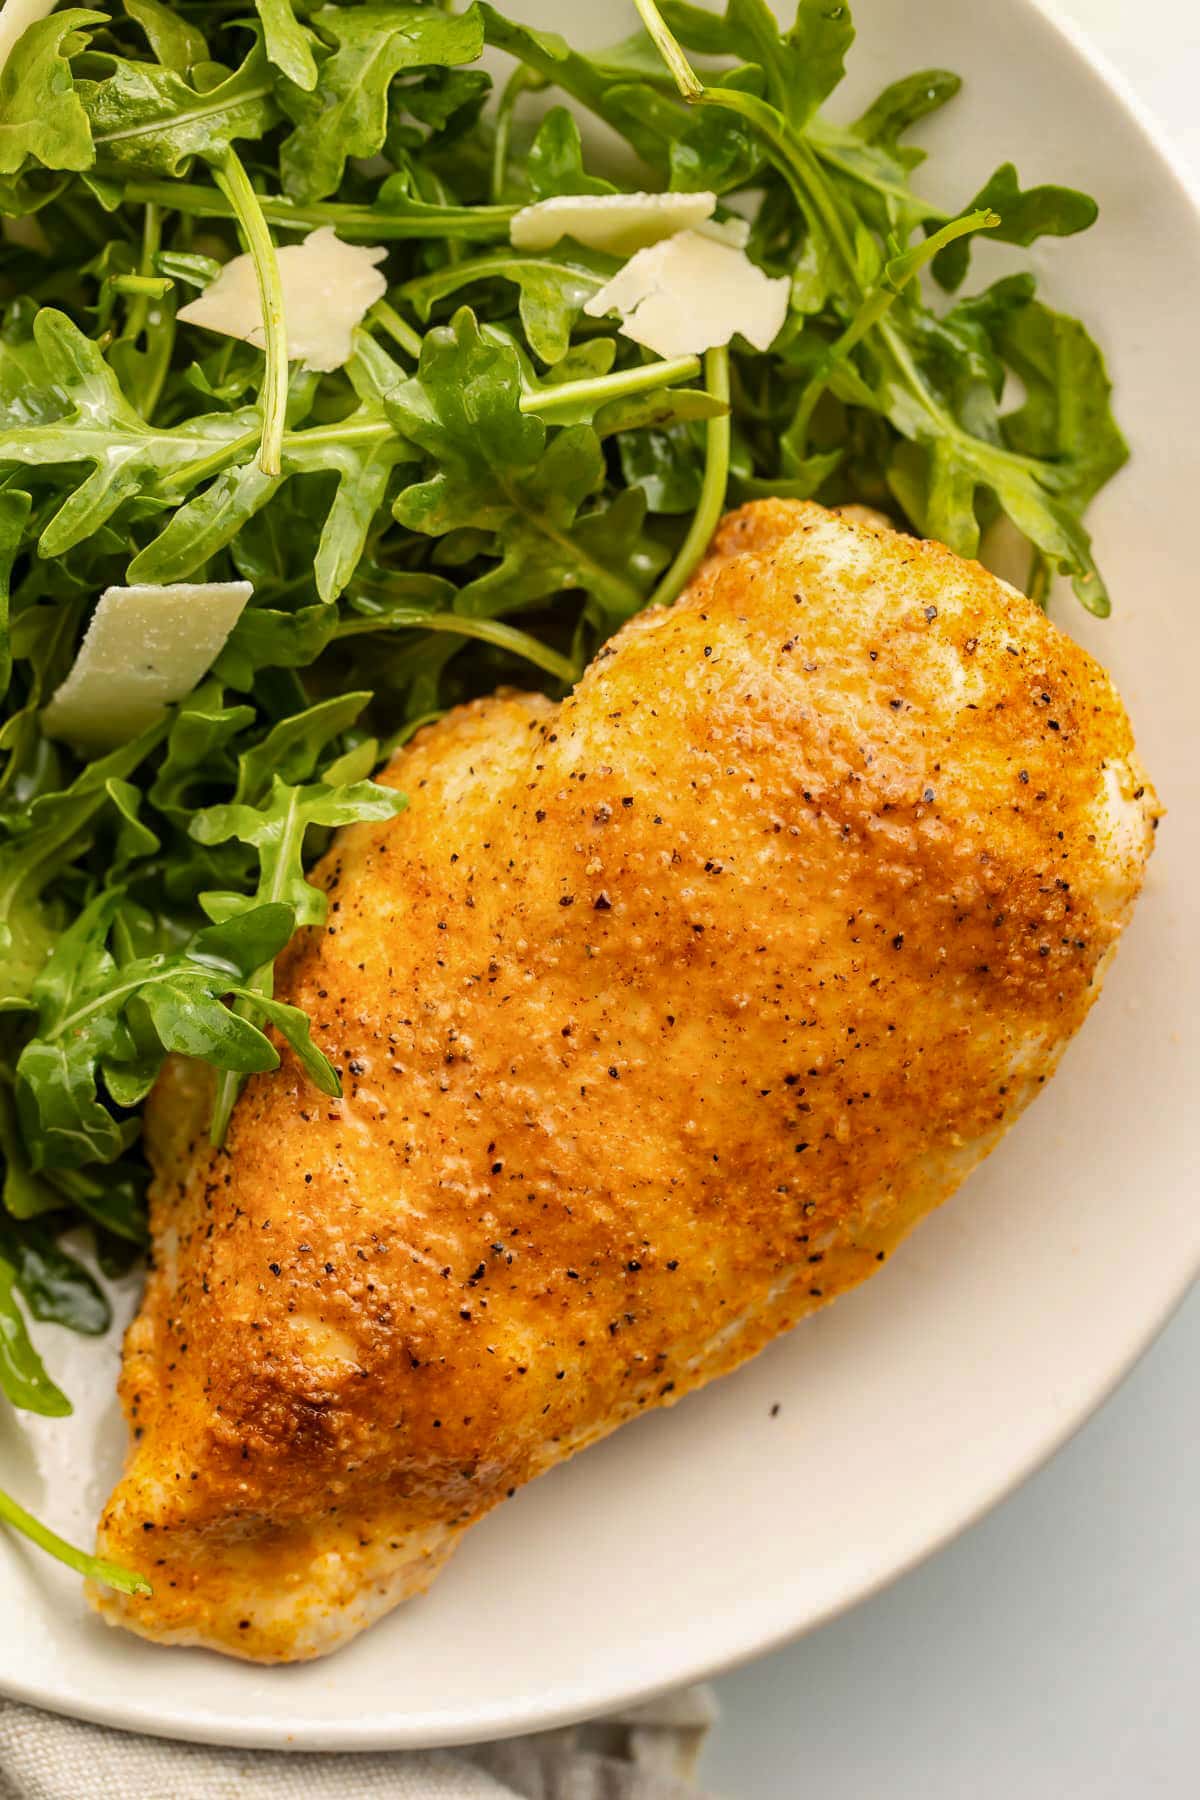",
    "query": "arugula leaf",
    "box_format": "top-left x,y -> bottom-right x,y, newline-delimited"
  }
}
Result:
0,1086 -> 60,1222
527,107 -> 616,199
80,40 -> 281,178
401,249 -> 610,366
0,309 -> 264,556
254,0 -> 318,92
394,66 -> 492,144
636,0 -> 1114,608
0,724 -> 163,1009
480,4 -> 675,166
934,162 -> 1099,290
192,777 -> 407,929
192,770 -> 407,1142
0,10 -> 102,188
12,892 -> 315,1169
234,692 -> 373,803
0,1255 -> 70,1416
123,0 -> 209,74
128,348 -> 415,598
0,1216 -> 110,1335
388,307 -> 649,620
996,297 -> 1127,511
279,3 -> 485,203
50,1160 -> 147,1247
852,68 -> 962,155
0,490 -> 31,704
661,0 -> 854,126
